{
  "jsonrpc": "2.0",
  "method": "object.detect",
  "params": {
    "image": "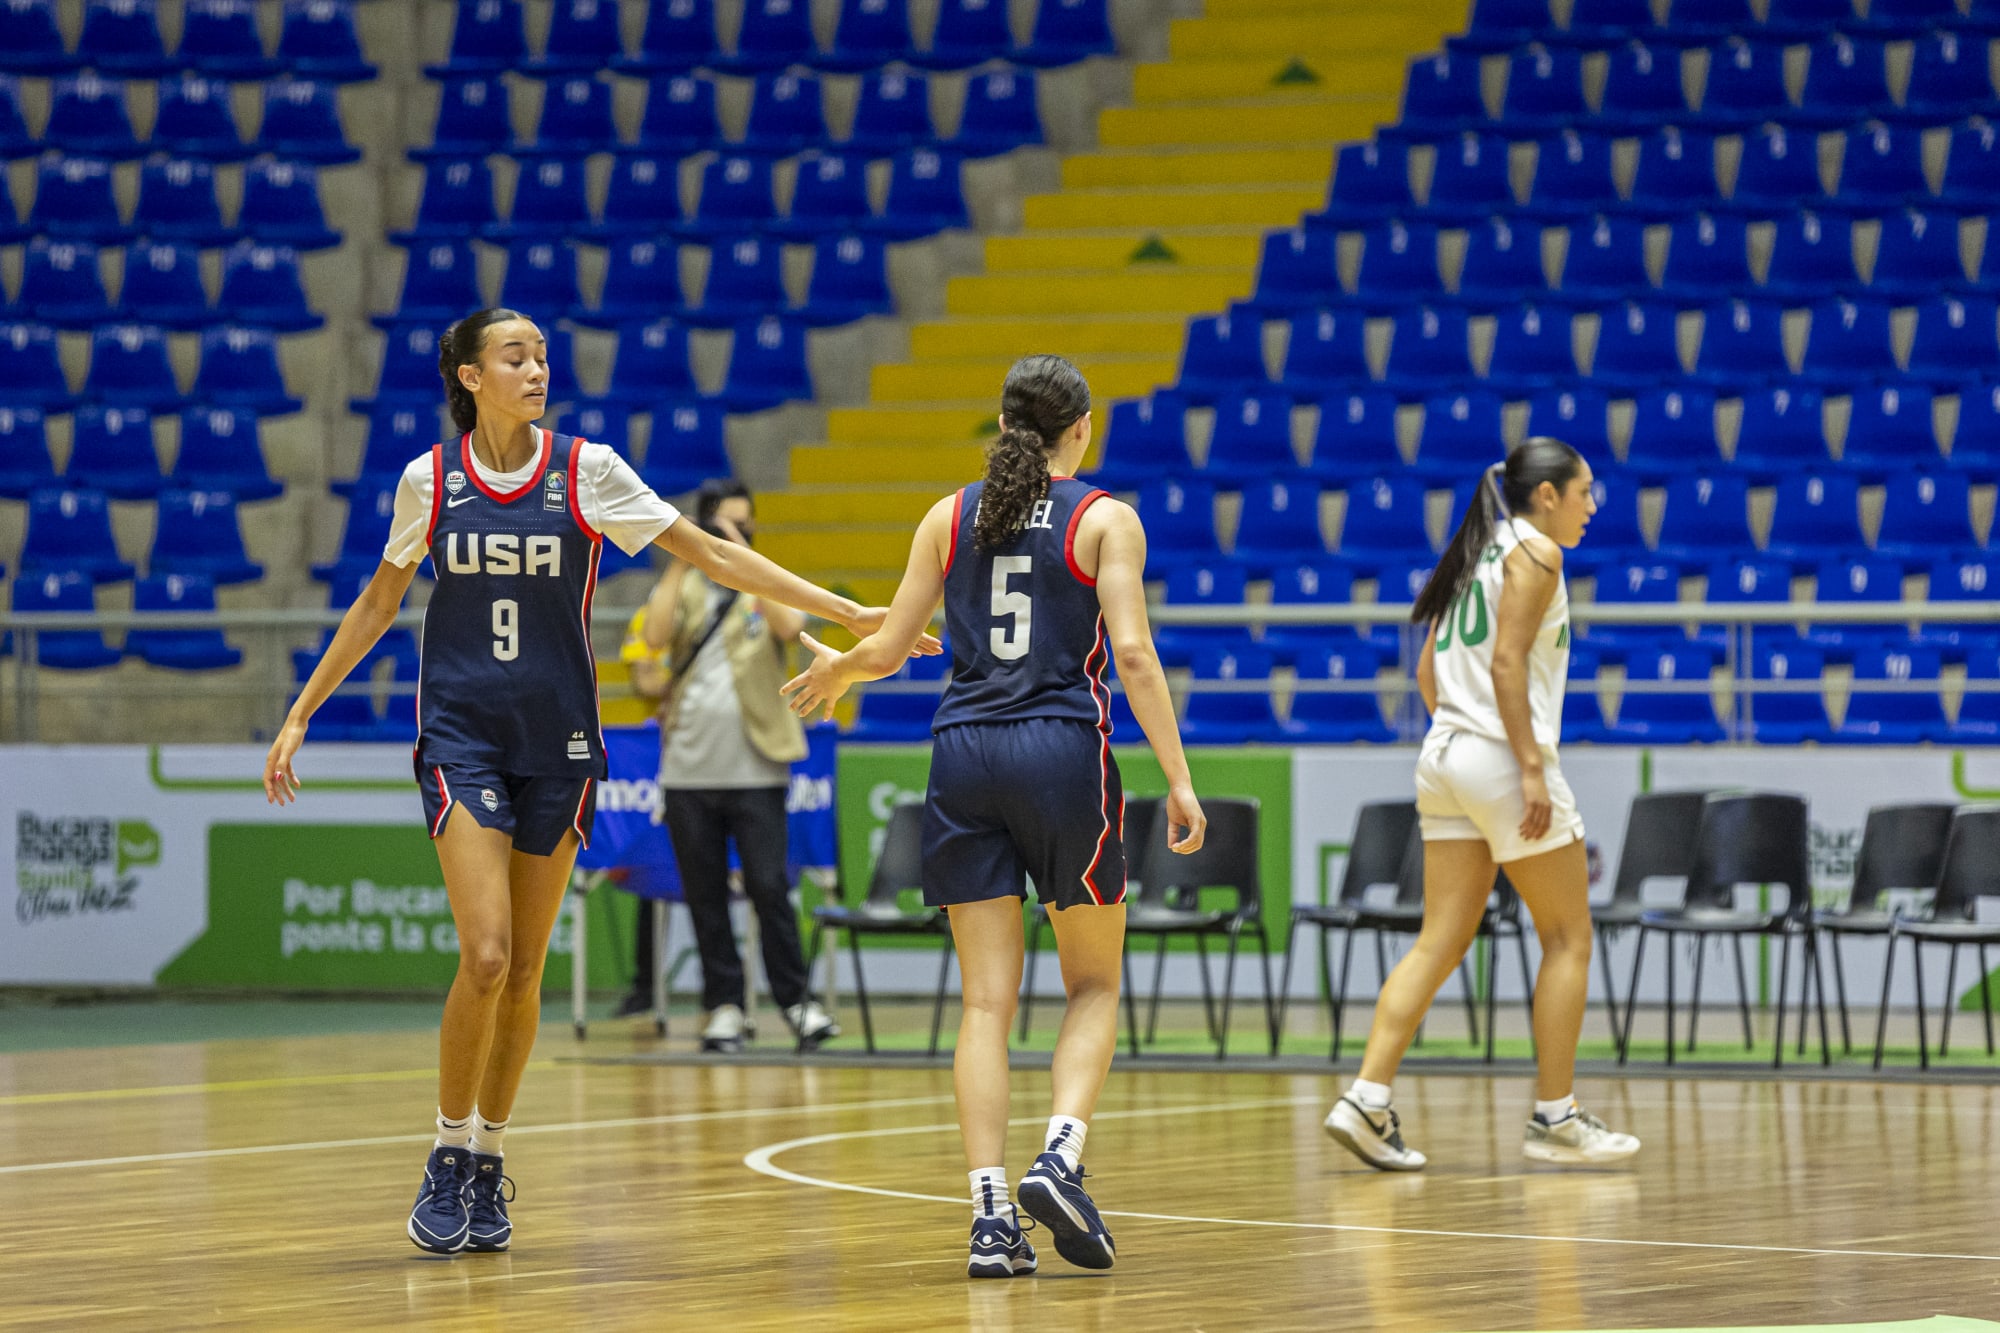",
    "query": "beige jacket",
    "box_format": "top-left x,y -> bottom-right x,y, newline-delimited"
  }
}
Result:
657,568 -> 808,765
